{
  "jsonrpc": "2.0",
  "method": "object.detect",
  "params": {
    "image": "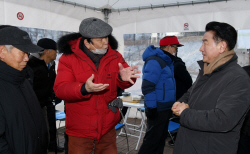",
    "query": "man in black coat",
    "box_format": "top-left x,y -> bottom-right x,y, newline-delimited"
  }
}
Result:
172,22 -> 250,154
238,65 -> 250,154
159,36 -> 193,145
27,38 -> 64,152
0,27 -> 48,154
